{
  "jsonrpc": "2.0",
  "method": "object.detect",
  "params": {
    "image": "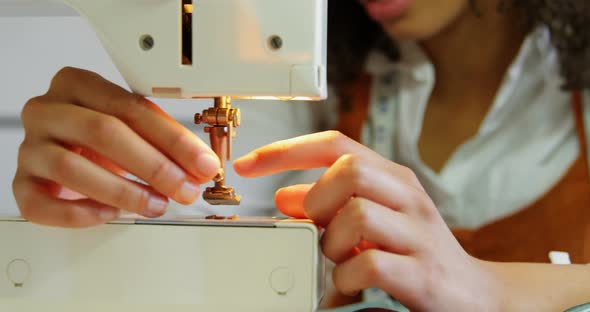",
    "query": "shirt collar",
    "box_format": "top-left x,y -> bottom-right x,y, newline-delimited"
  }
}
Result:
365,26 -> 561,88
364,26 -> 564,137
